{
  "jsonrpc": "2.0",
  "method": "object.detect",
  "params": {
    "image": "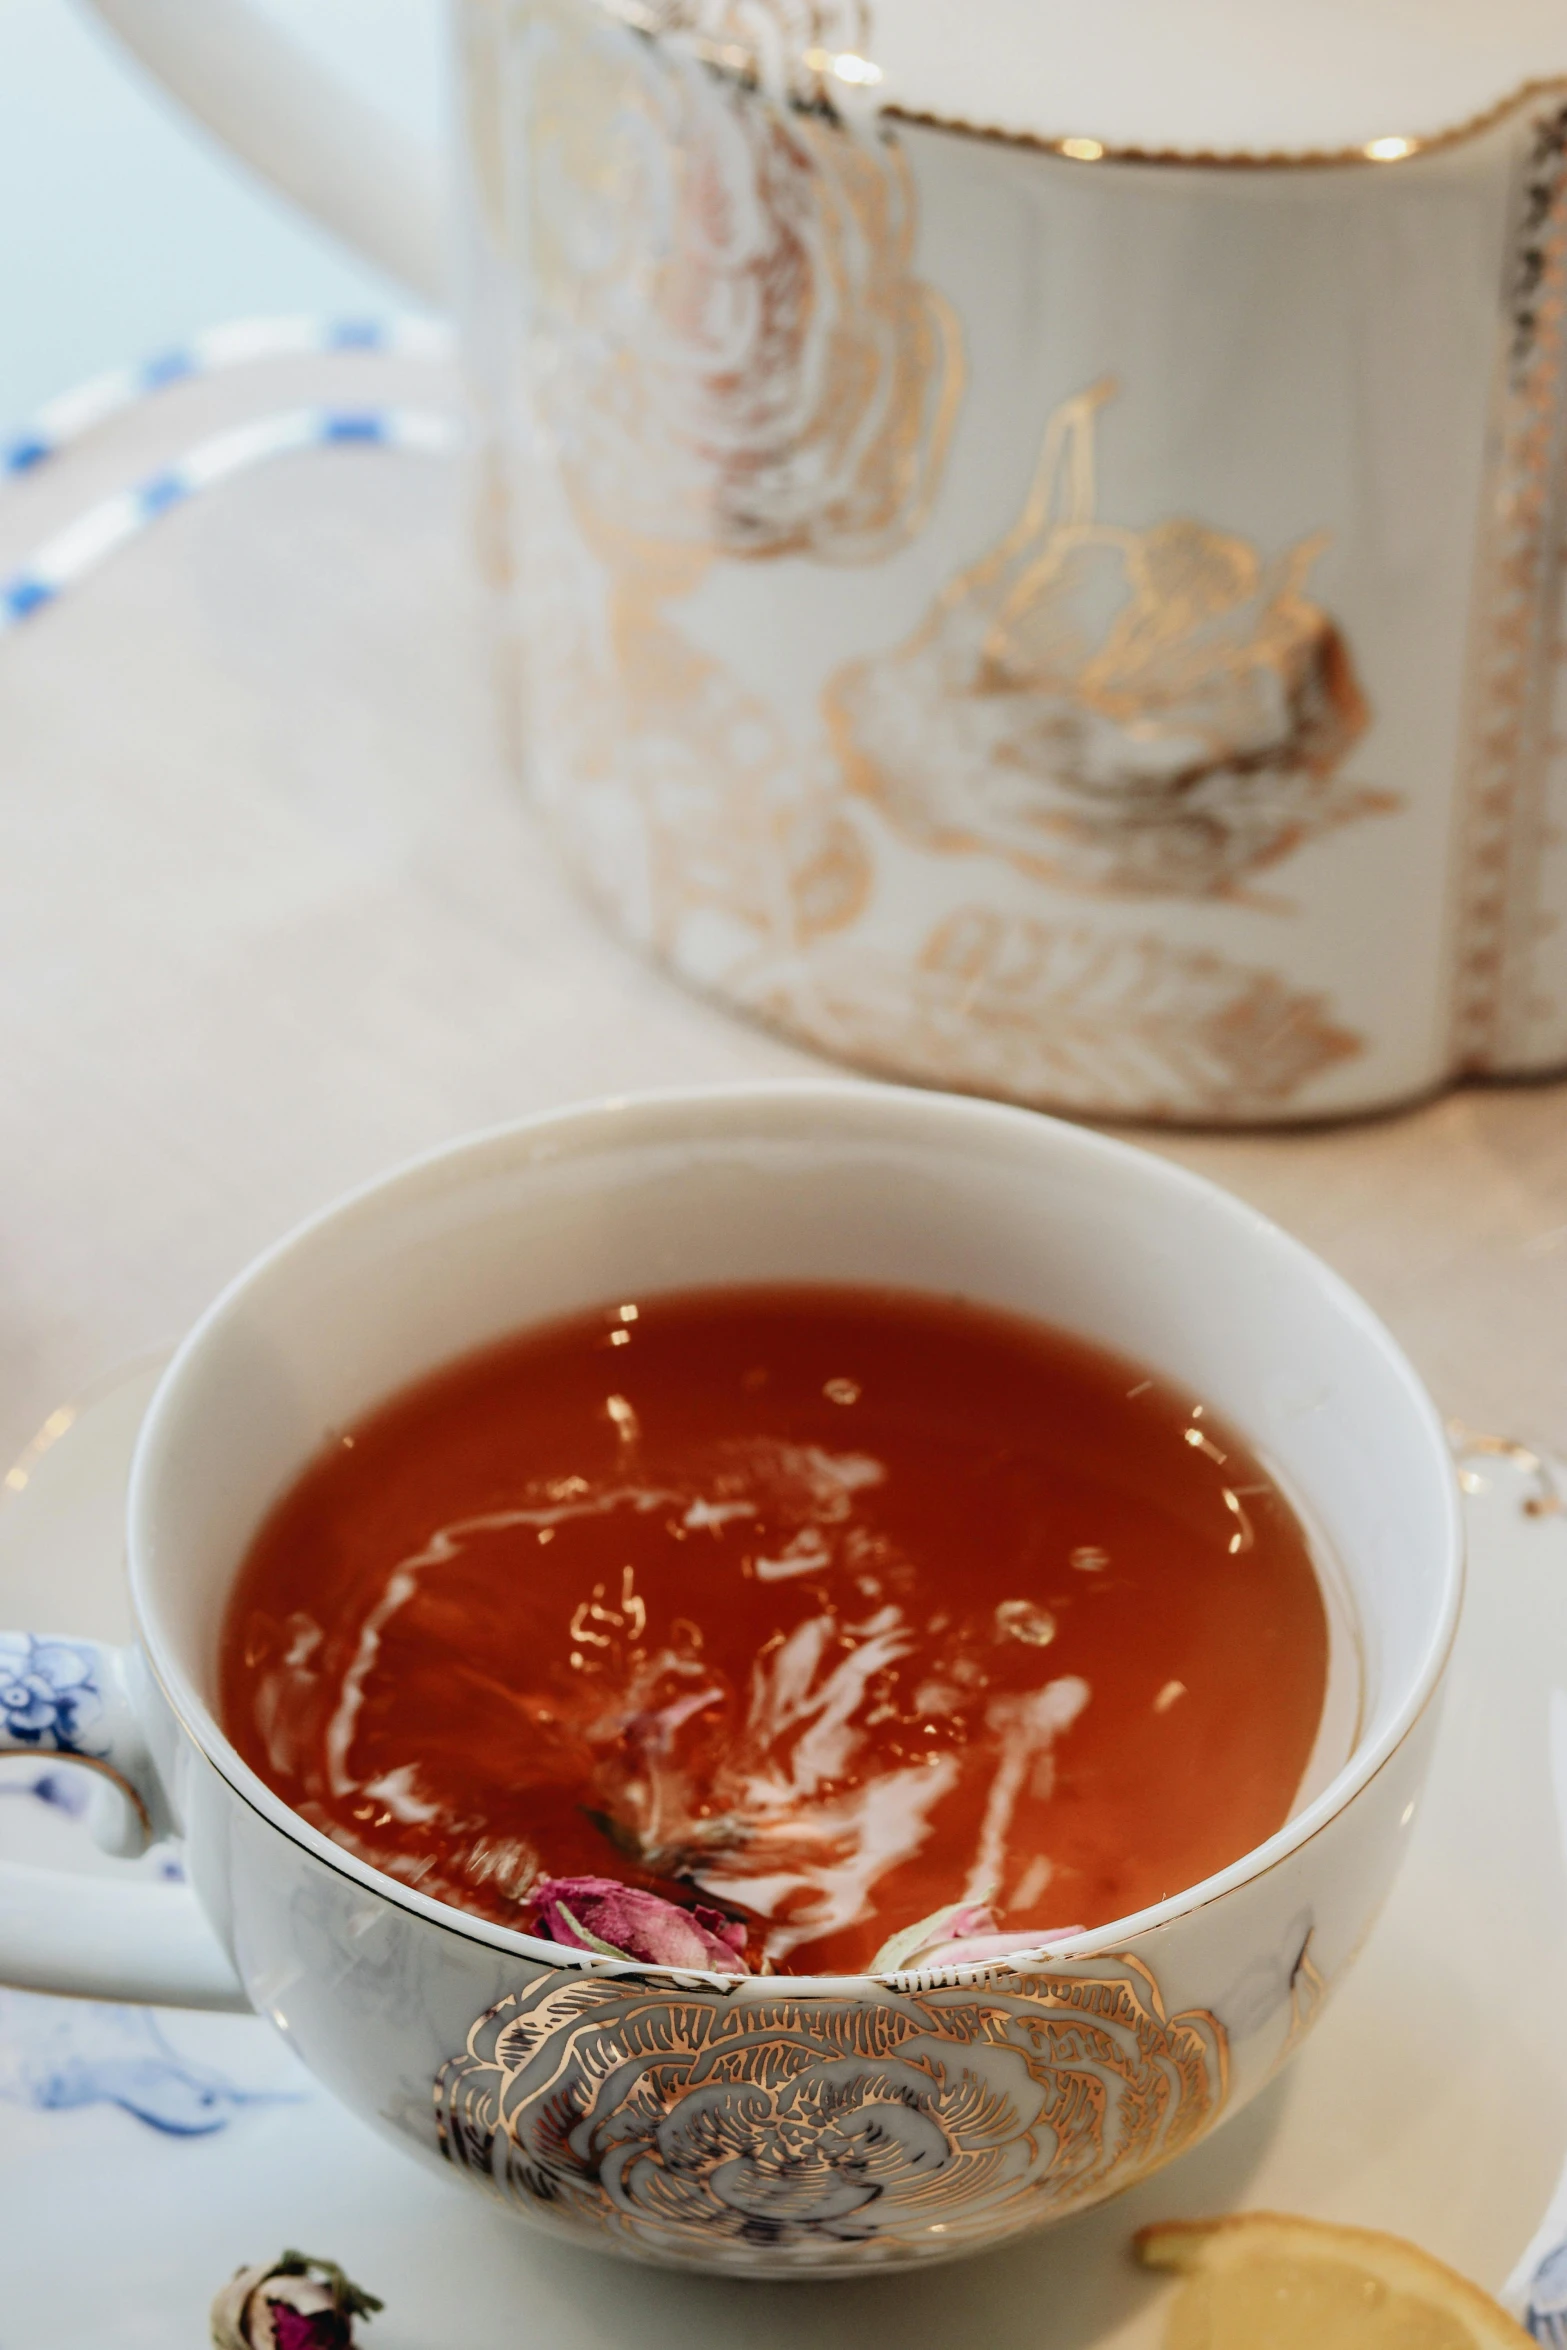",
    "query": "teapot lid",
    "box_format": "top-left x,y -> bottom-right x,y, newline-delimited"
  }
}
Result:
868,0 -> 1567,161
